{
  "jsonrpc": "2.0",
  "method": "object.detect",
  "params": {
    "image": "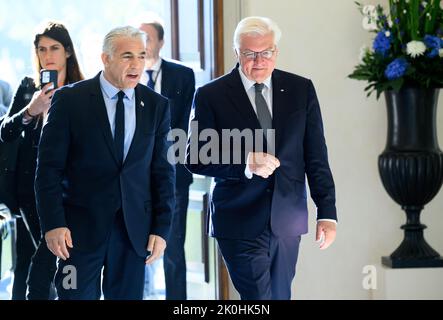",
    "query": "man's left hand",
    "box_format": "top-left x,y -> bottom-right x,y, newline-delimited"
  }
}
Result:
316,221 -> 336,250
145,234 -> 167,264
